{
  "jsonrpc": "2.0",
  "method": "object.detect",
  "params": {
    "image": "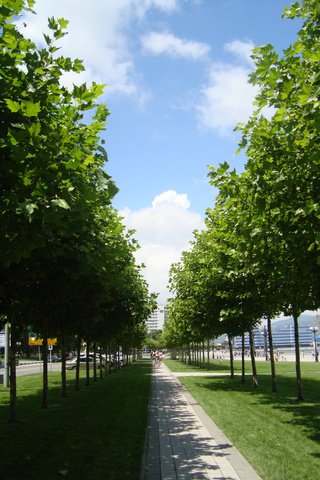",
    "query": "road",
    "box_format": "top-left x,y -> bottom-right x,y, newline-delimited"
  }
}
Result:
16,362 -> 61,377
